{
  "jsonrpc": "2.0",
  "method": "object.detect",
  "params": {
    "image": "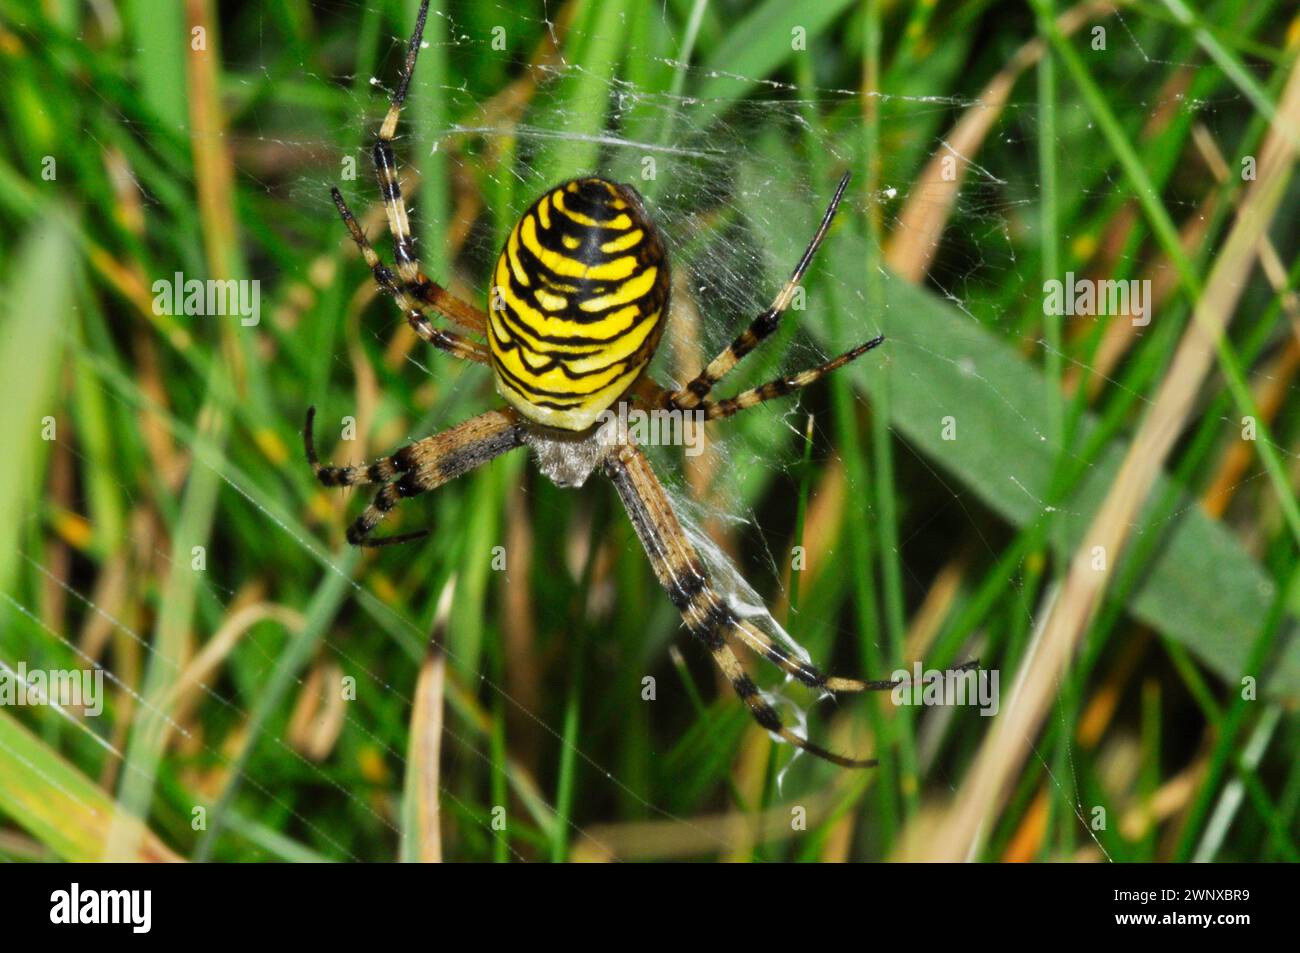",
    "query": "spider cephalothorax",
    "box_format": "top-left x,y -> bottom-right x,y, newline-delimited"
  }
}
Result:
305,0 -> 969,768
